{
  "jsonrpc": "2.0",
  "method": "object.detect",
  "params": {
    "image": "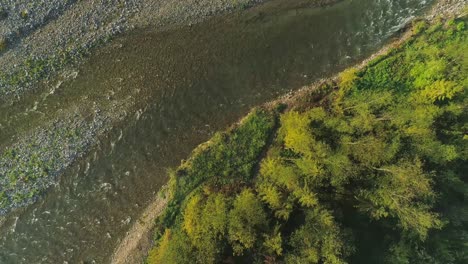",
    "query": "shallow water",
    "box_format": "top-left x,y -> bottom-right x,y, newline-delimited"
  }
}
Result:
0,0 -> 434,262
